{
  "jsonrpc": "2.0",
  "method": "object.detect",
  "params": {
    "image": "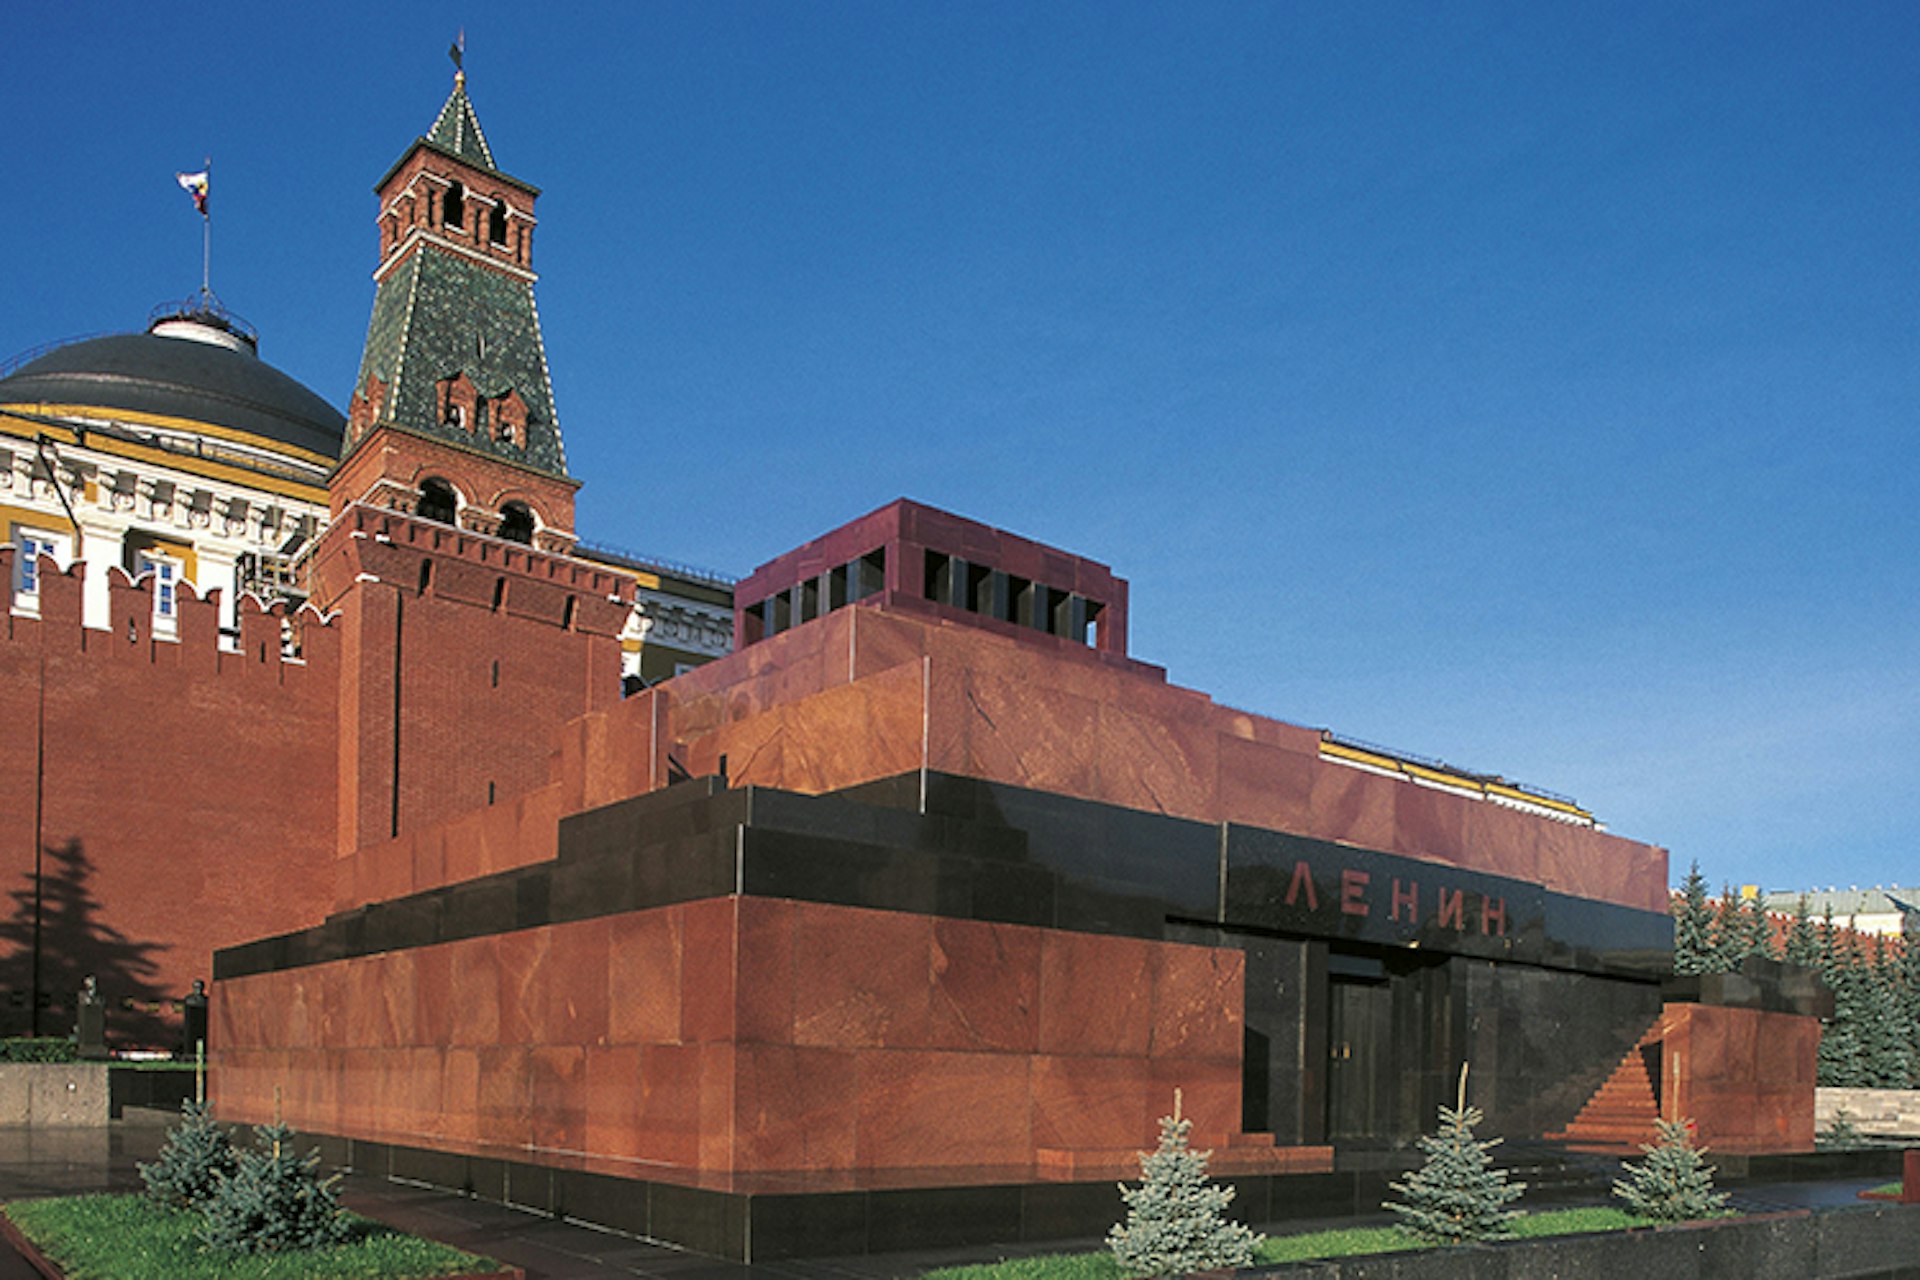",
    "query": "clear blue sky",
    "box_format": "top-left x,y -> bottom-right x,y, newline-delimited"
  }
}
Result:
5,3 -> 1914,897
